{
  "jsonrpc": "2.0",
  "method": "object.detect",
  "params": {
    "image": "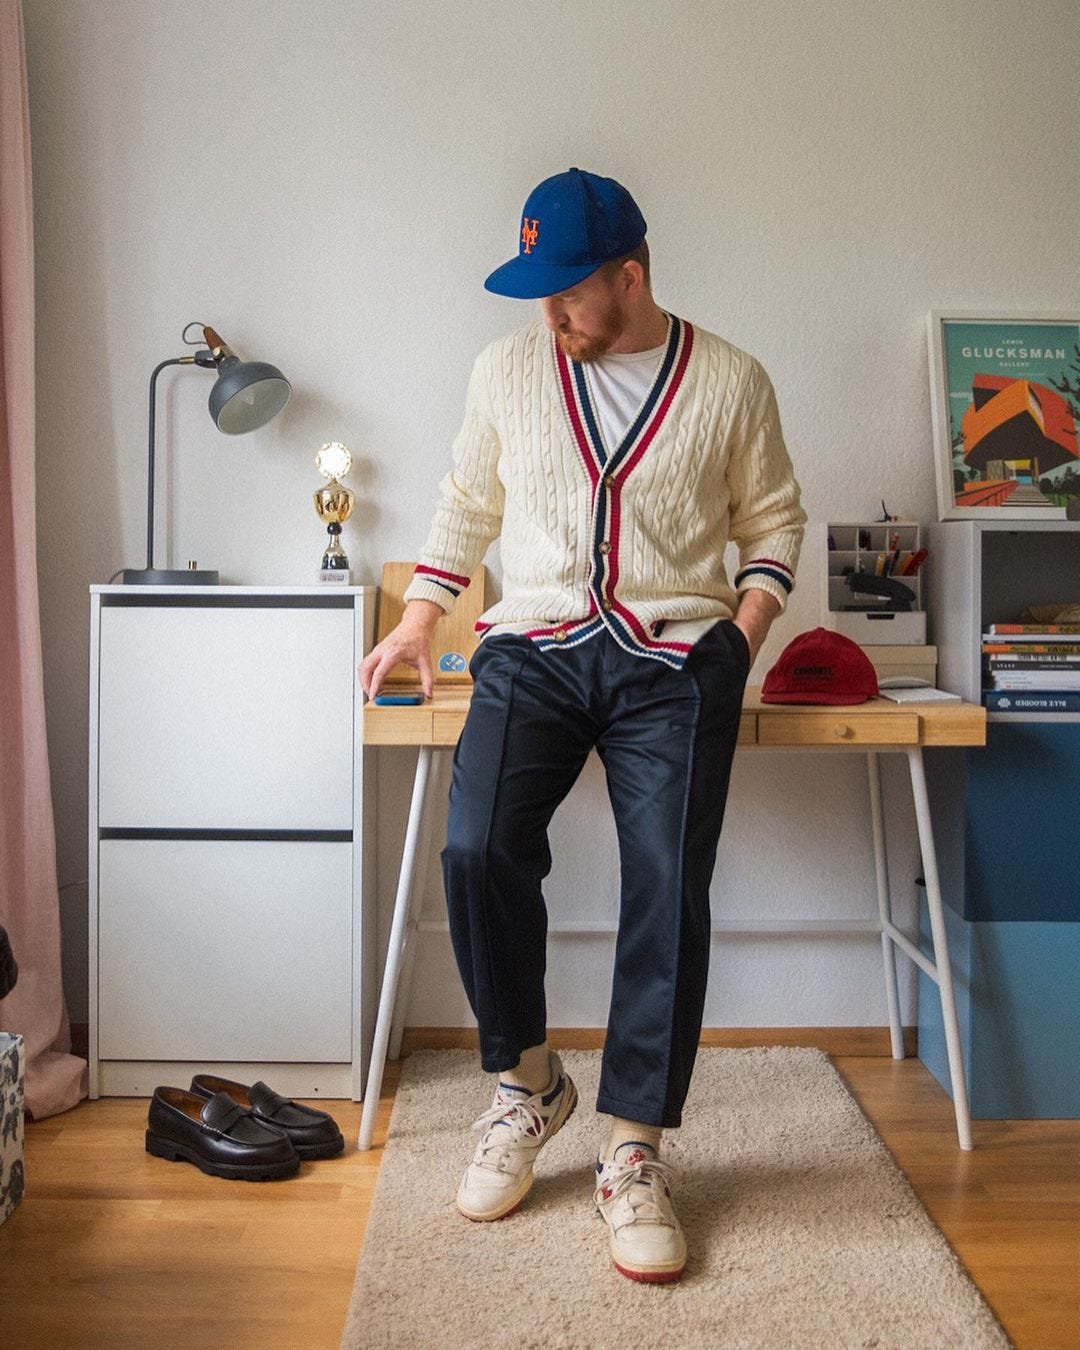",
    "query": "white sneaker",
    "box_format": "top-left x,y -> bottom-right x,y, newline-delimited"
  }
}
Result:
456,1053 -> 578,1221
594,1142 -> 687,1283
